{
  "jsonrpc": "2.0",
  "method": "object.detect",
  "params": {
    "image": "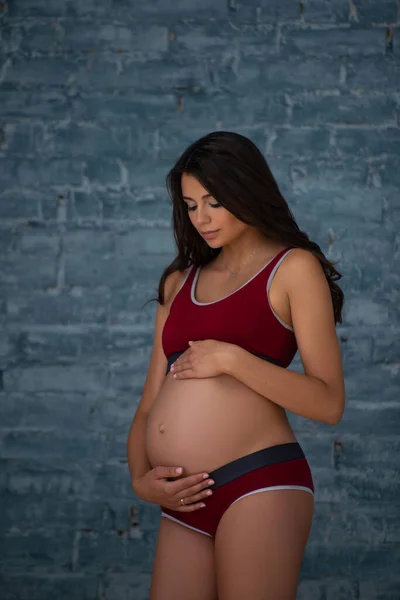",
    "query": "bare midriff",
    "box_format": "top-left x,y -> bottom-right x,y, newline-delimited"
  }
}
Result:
145,370 -> 297,475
